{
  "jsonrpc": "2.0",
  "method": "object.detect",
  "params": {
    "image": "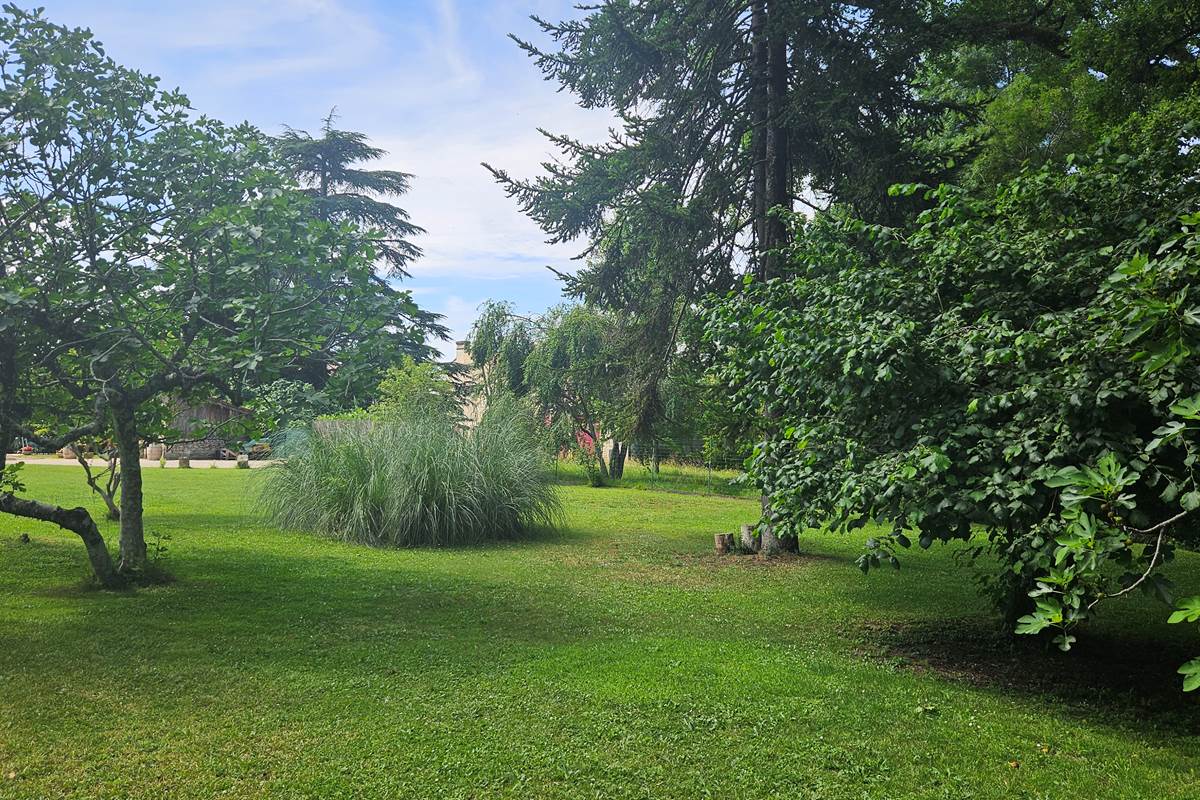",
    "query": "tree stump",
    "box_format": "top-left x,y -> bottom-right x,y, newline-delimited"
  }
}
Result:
759,525 -> 782,559
714,532 -> 733,554
739,523 -> 758,553
177,457 -> 190,469
236,454 -> 250,469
